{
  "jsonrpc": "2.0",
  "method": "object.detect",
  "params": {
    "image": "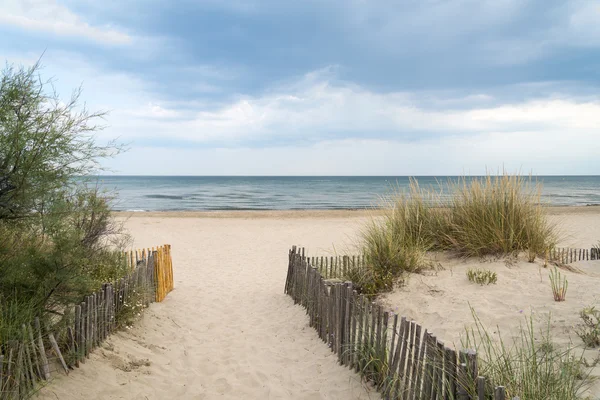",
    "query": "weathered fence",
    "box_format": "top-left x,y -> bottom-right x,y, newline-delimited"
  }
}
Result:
303,247 -> 599,279
0,244 -> 174,399
285,246 -> 517,400
550,247 -> 600,264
